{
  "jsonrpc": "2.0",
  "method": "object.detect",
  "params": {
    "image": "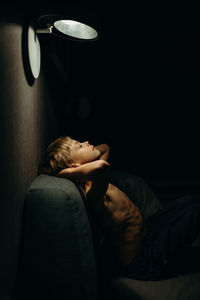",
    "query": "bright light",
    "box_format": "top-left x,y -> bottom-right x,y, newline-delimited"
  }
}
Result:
54,19 -> 98,40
